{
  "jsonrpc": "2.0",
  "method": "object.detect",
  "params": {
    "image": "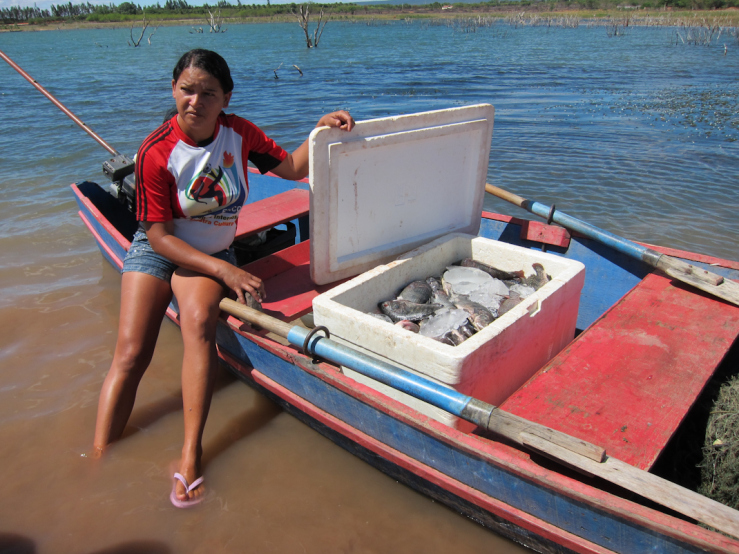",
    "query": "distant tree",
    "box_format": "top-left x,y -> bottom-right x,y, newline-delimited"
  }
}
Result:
118,1 -> 138,13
